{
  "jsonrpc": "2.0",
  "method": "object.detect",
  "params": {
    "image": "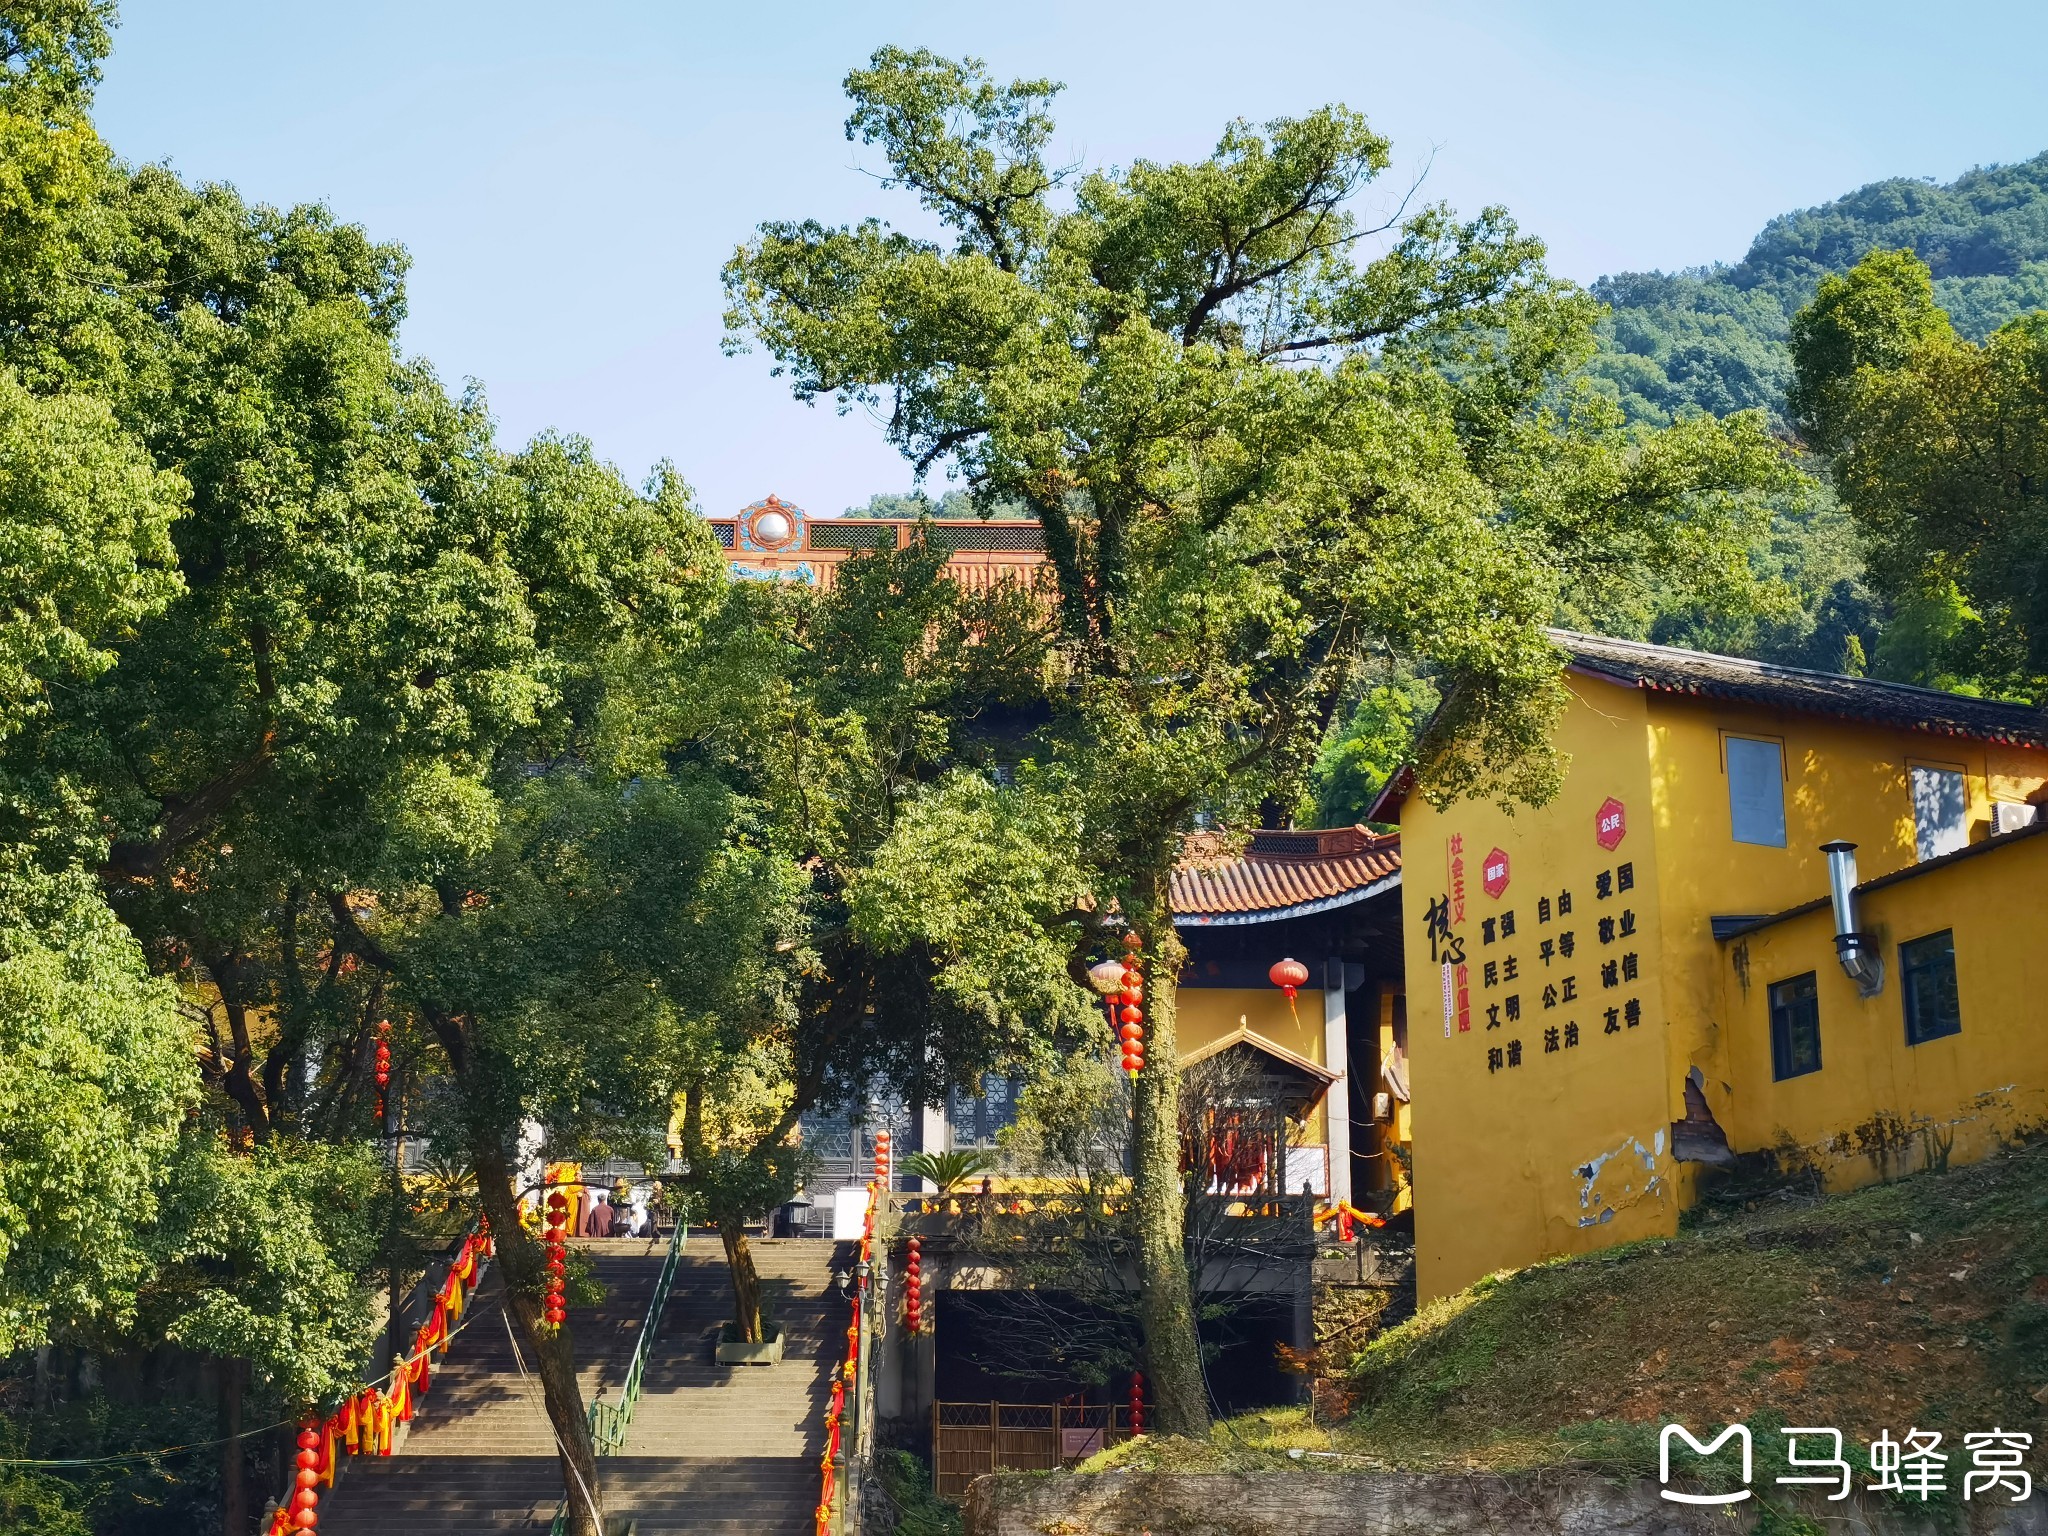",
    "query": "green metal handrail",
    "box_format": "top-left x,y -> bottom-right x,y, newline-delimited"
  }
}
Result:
590,1218 -> 687,1453
549,1218 -> 688,1534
